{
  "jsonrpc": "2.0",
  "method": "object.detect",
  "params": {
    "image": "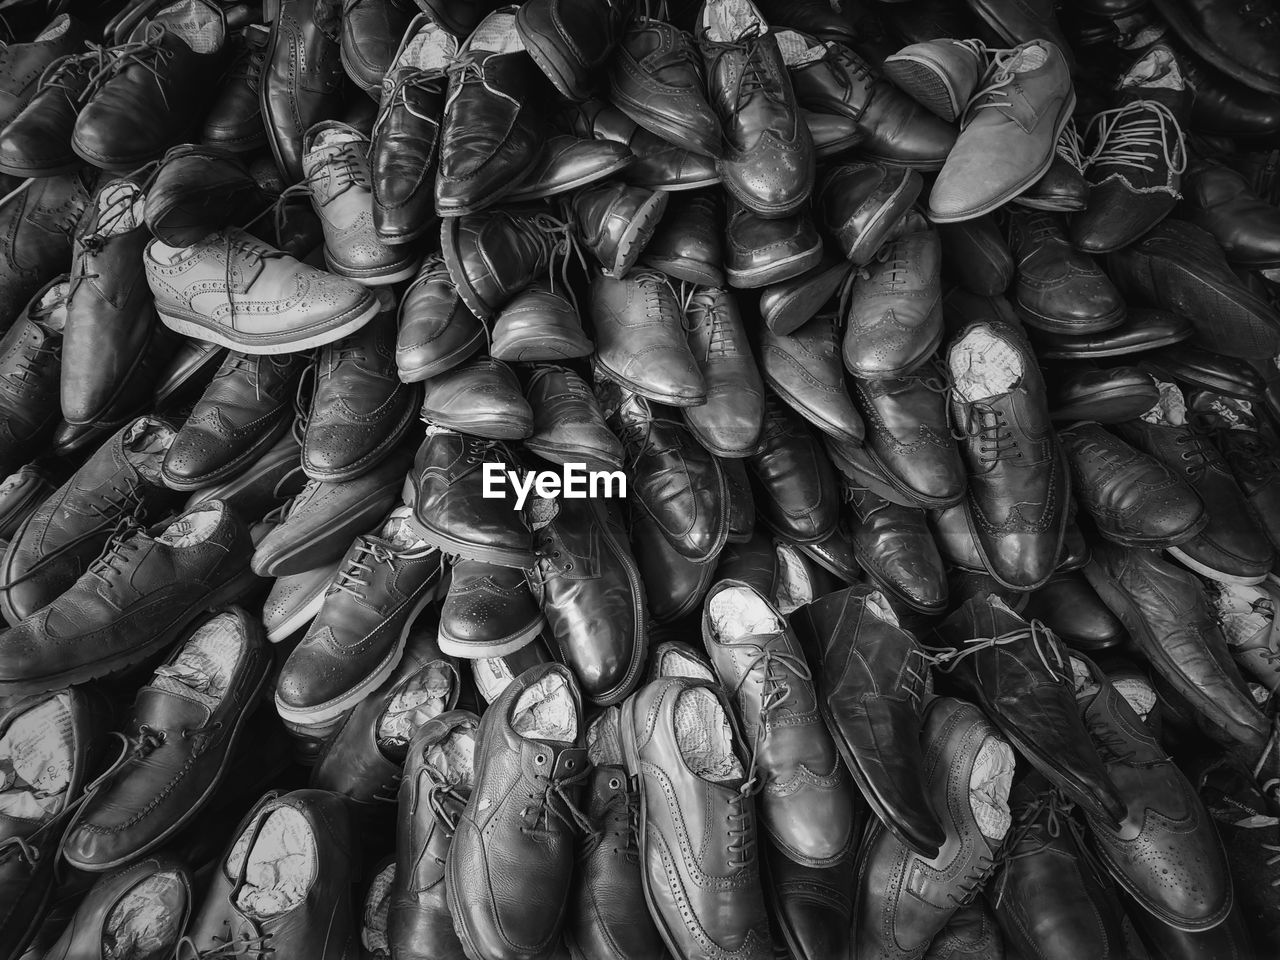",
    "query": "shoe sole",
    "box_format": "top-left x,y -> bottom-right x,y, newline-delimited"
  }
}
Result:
835,172 -> 920,265
643,172 -> 722,192
607,87 -> 723,159
1151,0 -> 1280,96
762,262 -> 850,336
727,242 -> 824,290
1033,330 -> 1192,360
593,359 -> 707,408
396,327 -> 486,383
927,88 -> 1077,224
1164,545 -> 1270,586
1089,509 -> 1209,550
162,415 -> 293,493
0,157 -> 83,178
606,190 -> 669,278
437,616 -> 543,659
860,444 -> 964,510
1016,297 -> 1127,336
514,6 -> 587,101
323,251 -> 420,286
440,217 -> 496,320
857,553 -> 947,616
265,583 -> 328,643
1047,384 -> 1162,423
881,55 -> 963,122
0,567 -> 260,695
156,295 -> 382,356
1011,192 -> 1087,213
273,584 -> 437,725
63,655 -> 272,872
254,487 -> 397,578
